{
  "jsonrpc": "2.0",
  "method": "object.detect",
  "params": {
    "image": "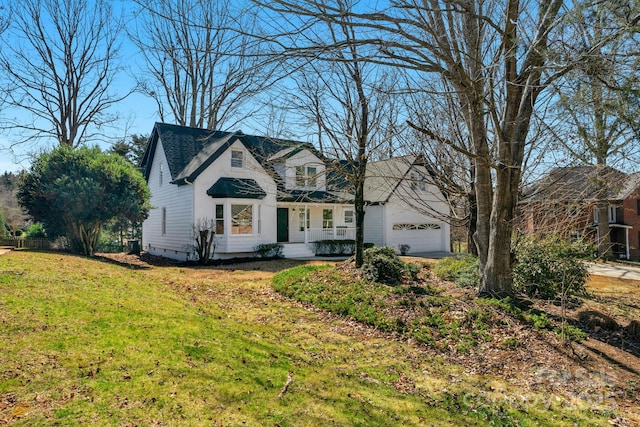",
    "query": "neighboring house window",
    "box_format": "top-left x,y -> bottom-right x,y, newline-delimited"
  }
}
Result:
159,163 -> 164,186
637,199 -> 640,215
344,209 -> 354,225
215,204 -> 224,235
231,204 -> 252,234
593,206 -> 616,223
609,205 -> 616,223
323,209 -> 333,229
295,166 -> 305,186
231,150 -> 244,168
299,209 -> 310,231
161,207 -> 167,235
